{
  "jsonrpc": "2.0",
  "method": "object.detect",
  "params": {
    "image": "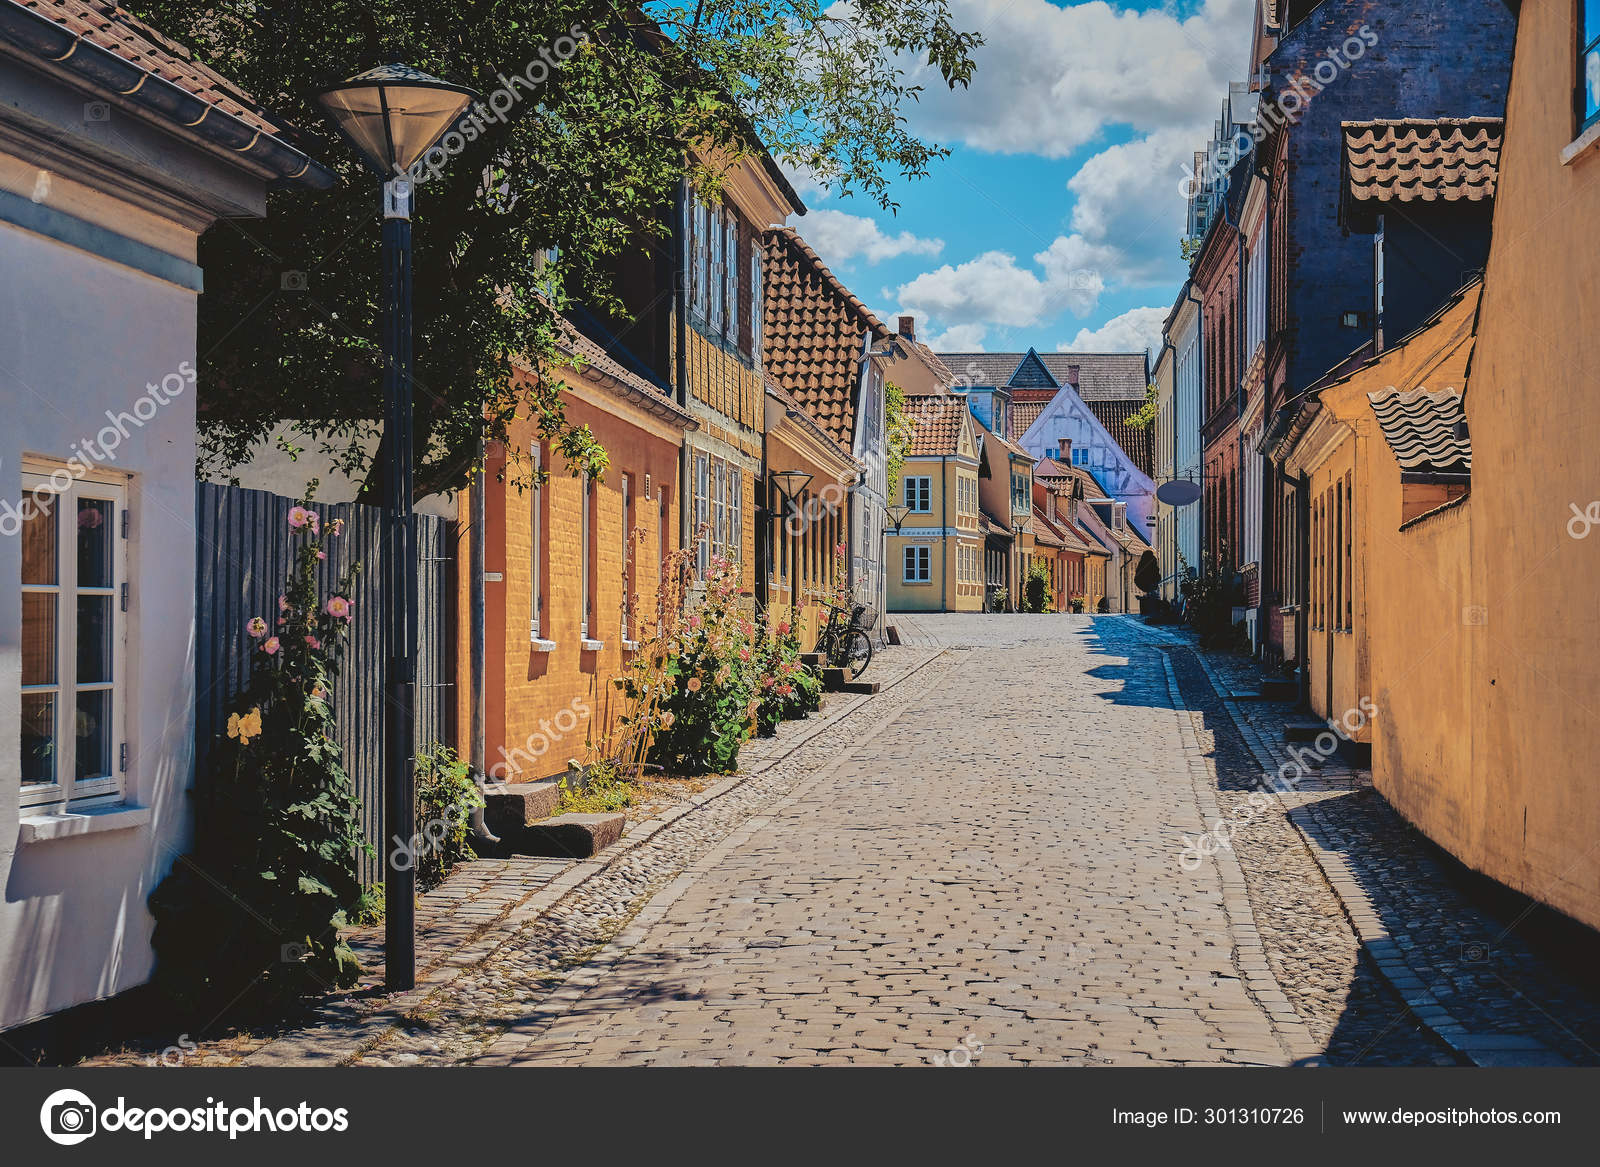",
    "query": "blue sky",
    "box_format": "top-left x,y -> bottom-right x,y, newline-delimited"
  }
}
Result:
783,0 -> 1257,356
